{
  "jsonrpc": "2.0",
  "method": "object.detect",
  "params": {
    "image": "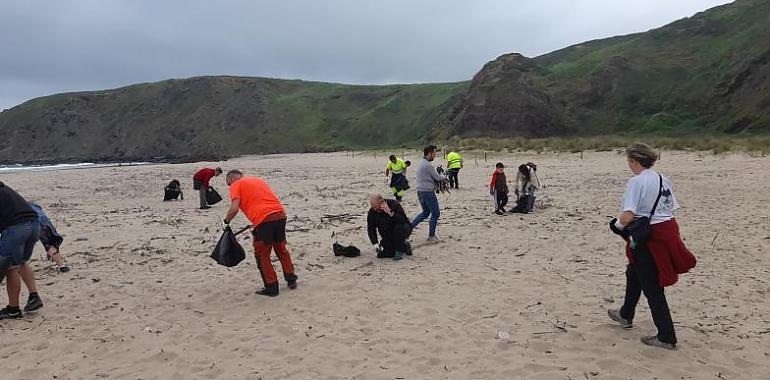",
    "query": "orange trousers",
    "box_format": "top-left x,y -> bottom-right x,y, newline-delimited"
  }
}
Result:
252,240 -> 295,286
